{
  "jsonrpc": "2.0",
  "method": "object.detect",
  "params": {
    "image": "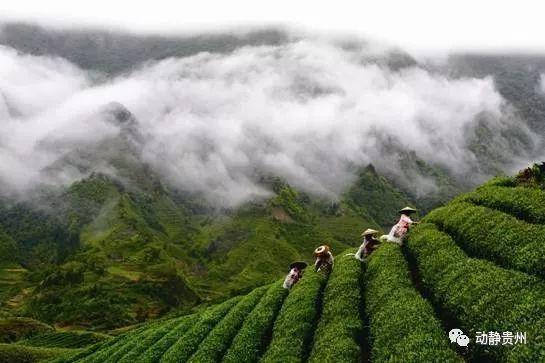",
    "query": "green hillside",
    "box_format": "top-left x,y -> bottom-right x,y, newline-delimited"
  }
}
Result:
0,163 -> 409,330
0,174 -> 201,329
405,166 -> 545,361
0,165 -> 535,362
